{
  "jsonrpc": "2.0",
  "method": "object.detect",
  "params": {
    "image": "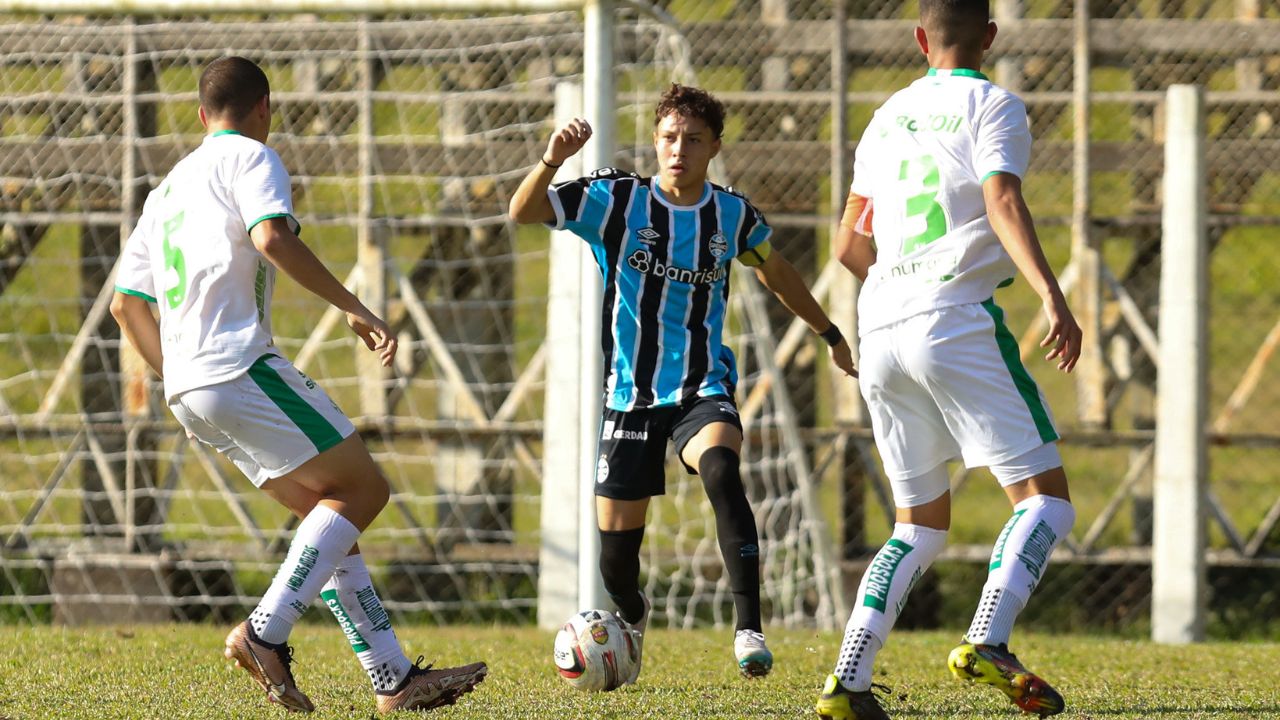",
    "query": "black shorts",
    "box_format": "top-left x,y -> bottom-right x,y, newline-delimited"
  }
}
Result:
593,394 -> 743,501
